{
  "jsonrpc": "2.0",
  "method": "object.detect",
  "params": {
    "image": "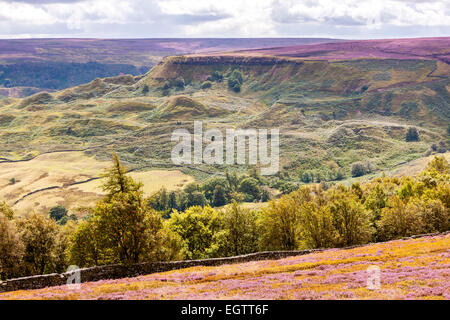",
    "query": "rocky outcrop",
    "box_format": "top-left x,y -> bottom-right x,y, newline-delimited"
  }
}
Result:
169,55 -> 304,66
